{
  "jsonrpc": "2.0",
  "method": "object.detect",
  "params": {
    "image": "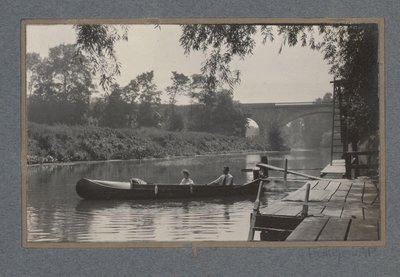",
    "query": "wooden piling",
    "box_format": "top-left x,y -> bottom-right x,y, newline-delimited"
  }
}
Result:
301,183 -> 311,217
247,180 -> 264,241
284,159 -> 288,181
